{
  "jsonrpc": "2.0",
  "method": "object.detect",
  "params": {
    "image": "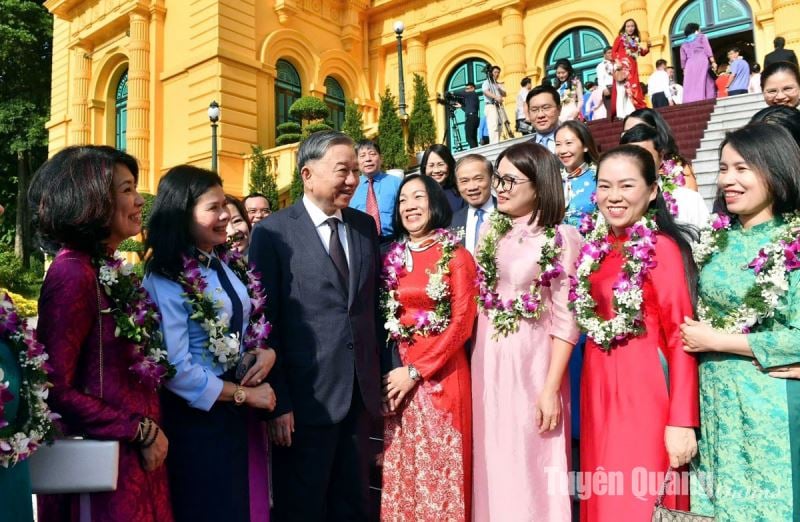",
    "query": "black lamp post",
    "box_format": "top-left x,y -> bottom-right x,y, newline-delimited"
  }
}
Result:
394,21 -> 407,118
208,100 -> 220,172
